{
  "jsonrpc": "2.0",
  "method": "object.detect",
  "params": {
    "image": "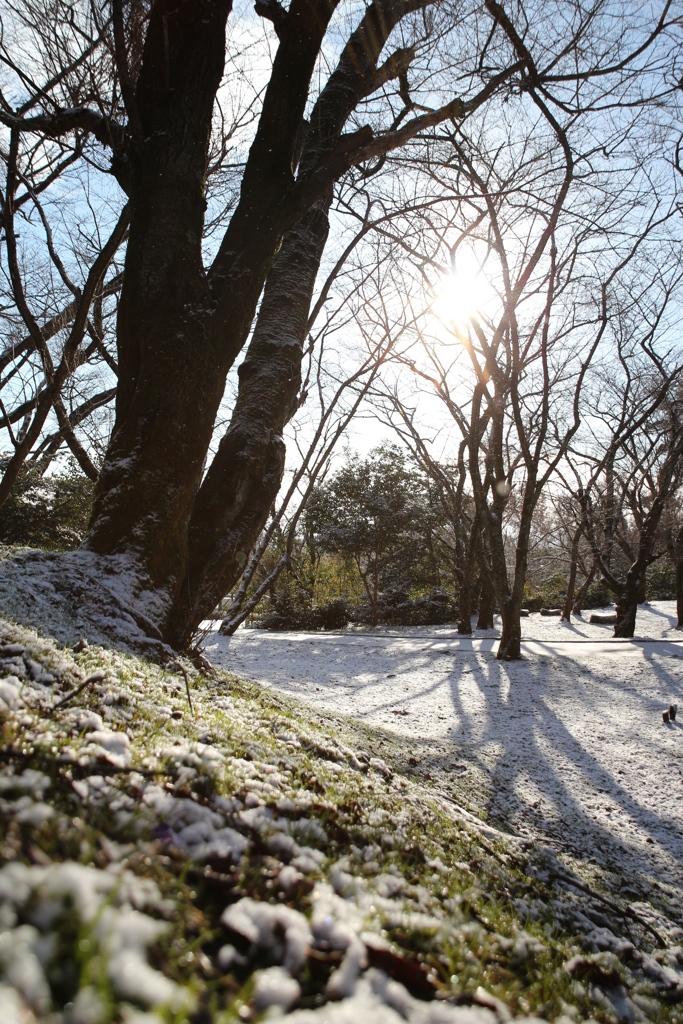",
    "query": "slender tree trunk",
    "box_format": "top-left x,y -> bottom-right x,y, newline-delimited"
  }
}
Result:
471,574 -> 481,615
458,575 -> 473,635
561,528 -> 581,621
458,516 -> 480,634
477,573 -> 495,629
496,494 -> 535,660
573,563 -> 596,615
481,498 -> 516,655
